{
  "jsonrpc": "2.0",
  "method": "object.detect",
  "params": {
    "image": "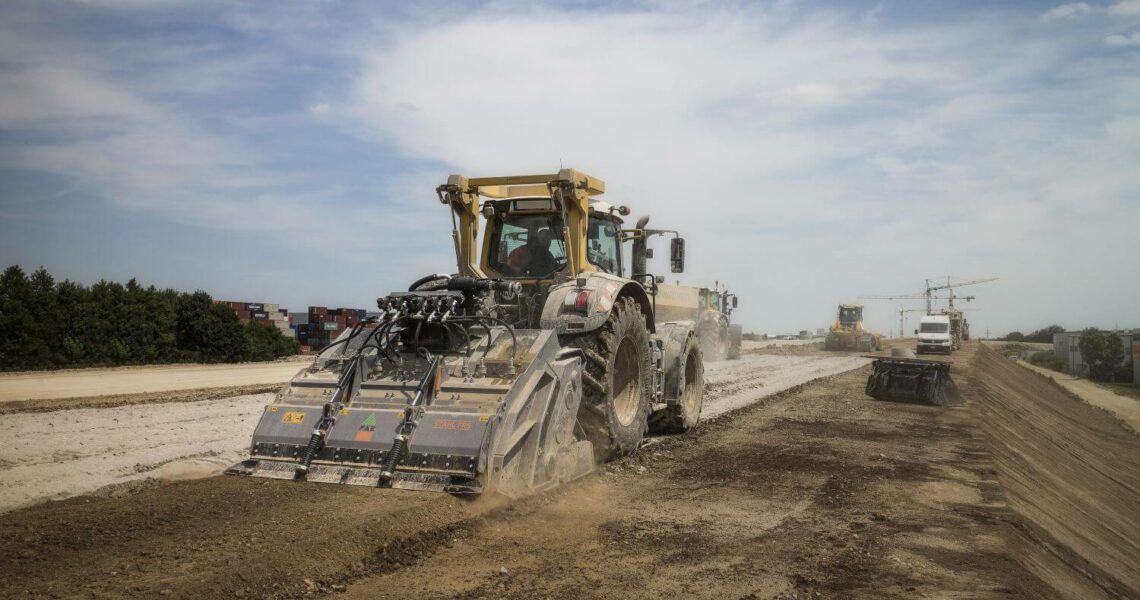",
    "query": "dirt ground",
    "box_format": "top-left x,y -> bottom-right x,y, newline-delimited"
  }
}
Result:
1,342 -> 1137,599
